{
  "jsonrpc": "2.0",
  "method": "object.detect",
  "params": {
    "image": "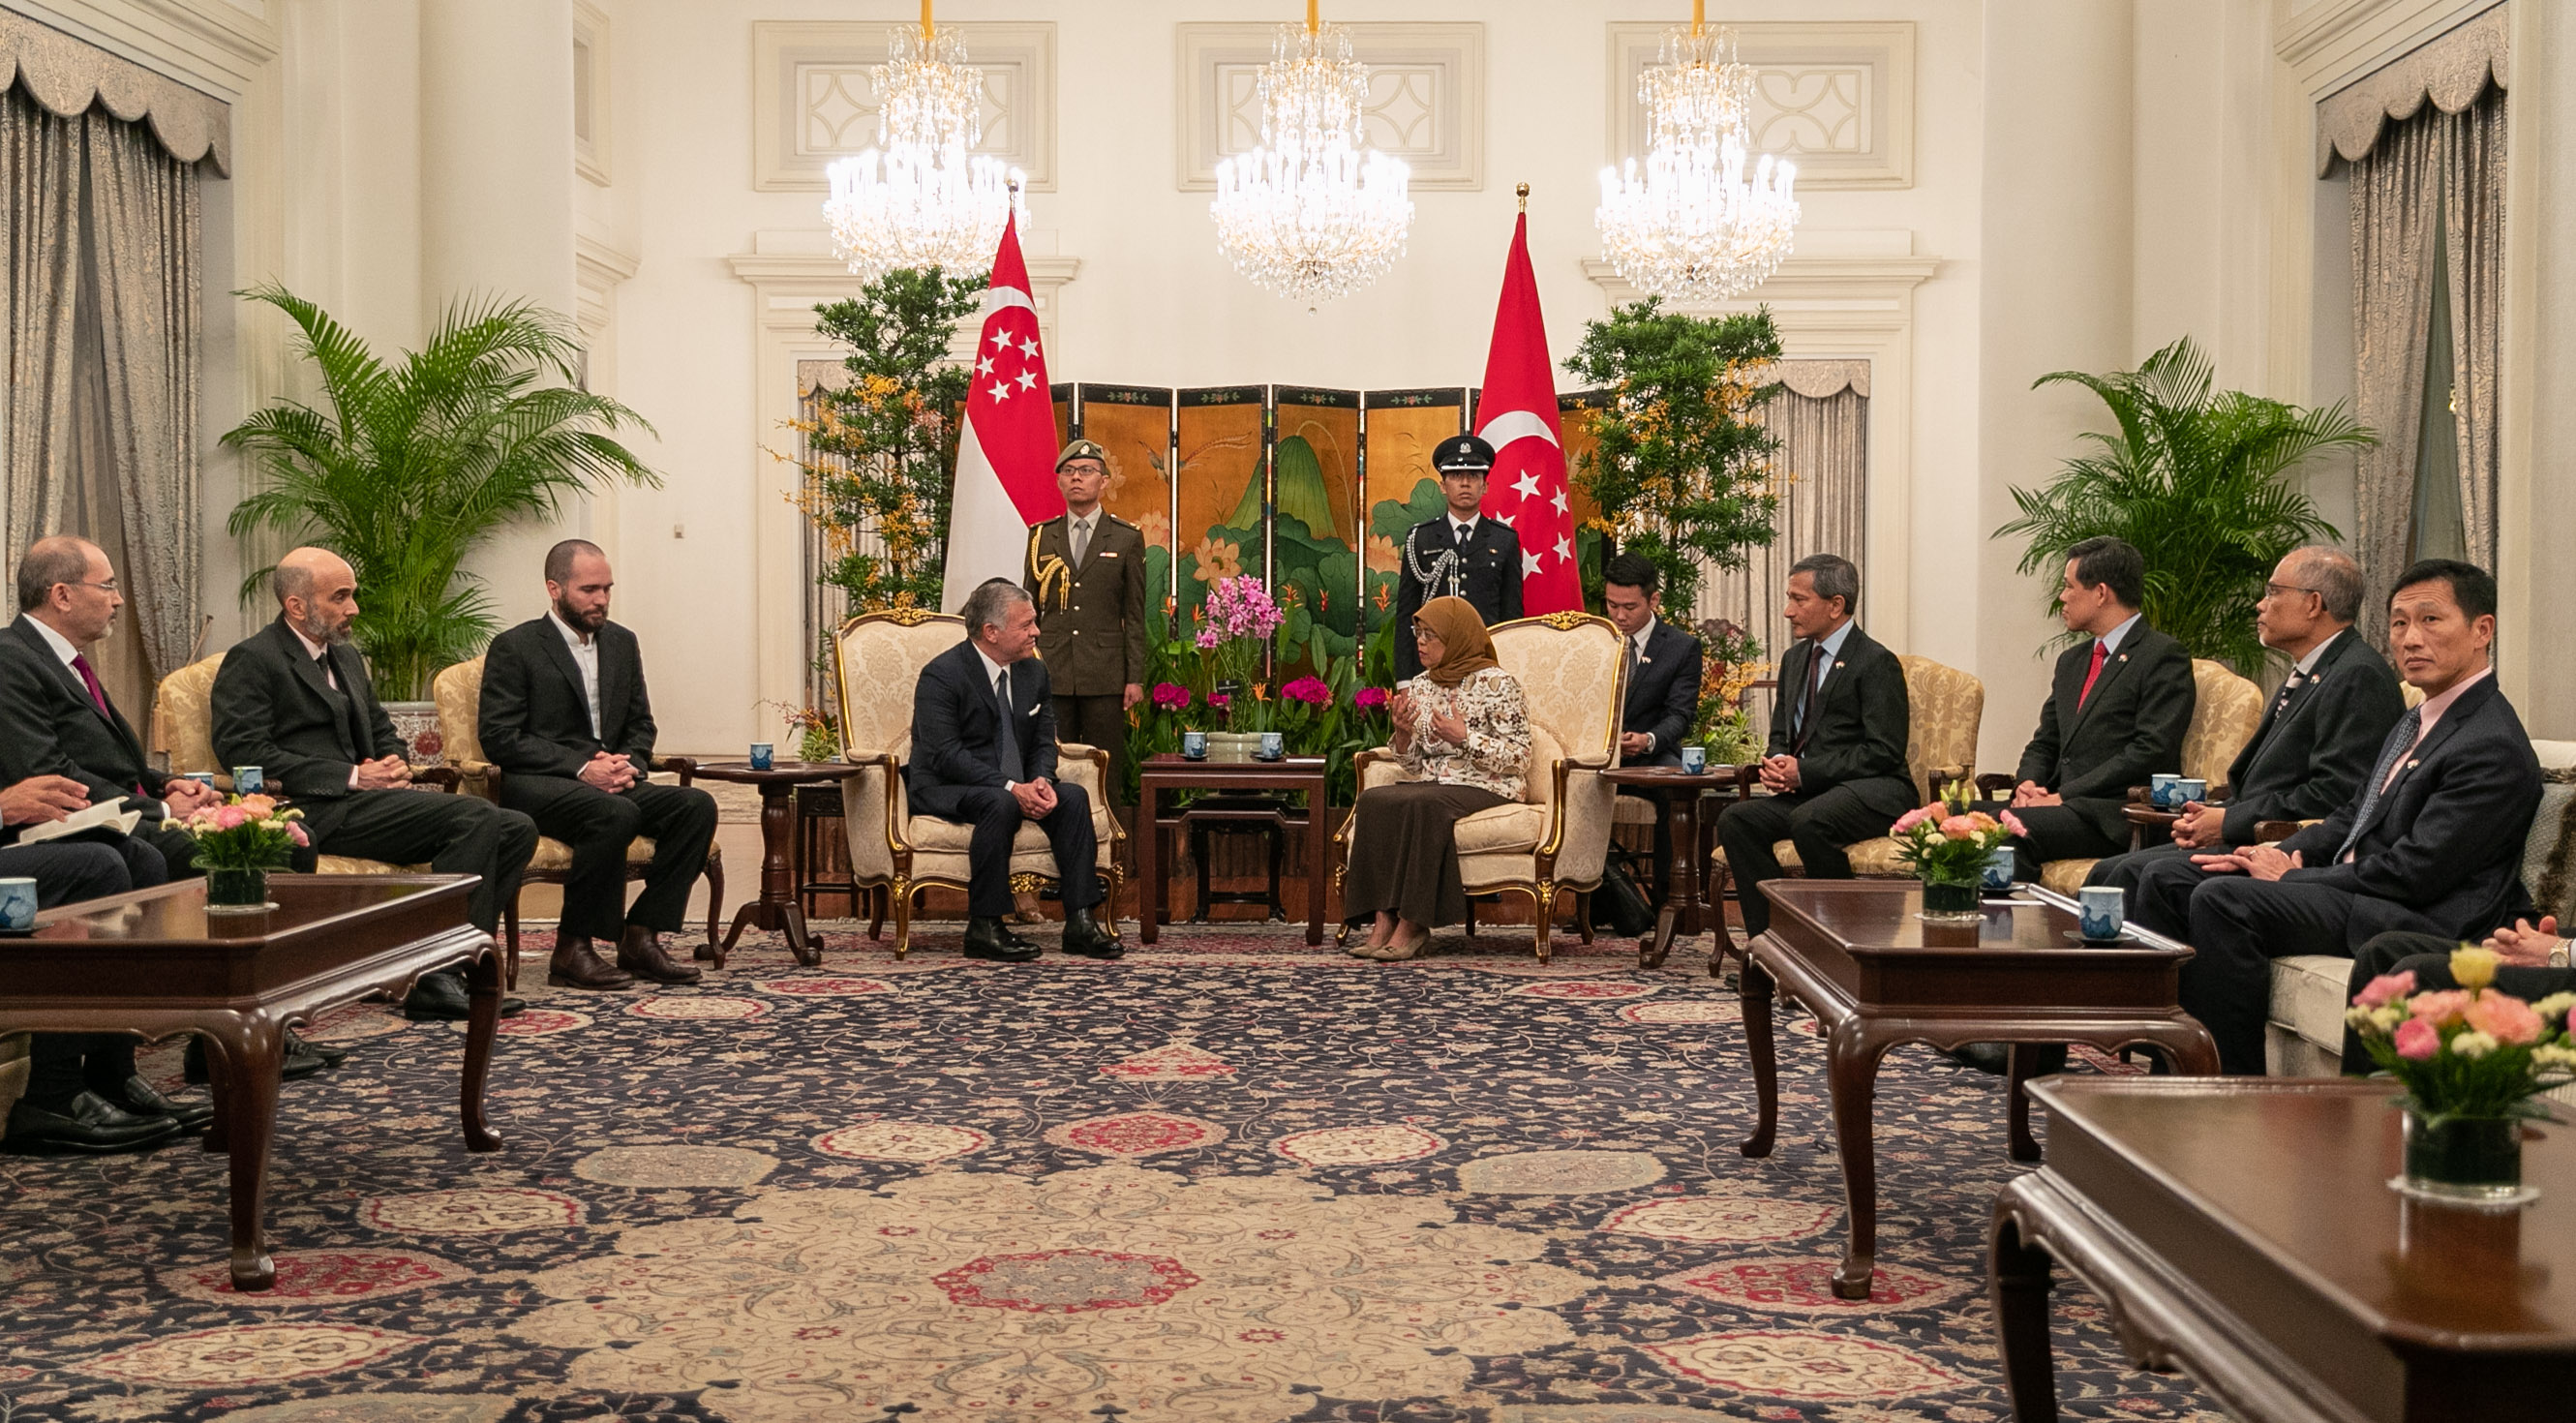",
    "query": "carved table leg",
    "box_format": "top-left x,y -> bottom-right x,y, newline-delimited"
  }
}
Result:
1739,954 -> 1779,1159
1137,782 -> 1162,945
722,781 -> 818,965
1989,1196 -> 2060,1422
205,1014 -> 286,1291
2142,1021 -> 2222,1076
1826,1019 -> 1892,1300
460,940 -> 505,1153
2007,1043 -> 2045,1164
